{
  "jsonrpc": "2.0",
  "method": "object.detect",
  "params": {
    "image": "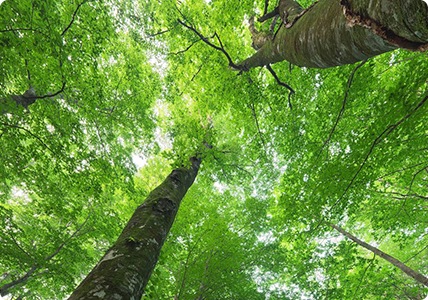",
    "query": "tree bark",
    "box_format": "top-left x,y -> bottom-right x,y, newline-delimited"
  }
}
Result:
68,156 -> 201,300
328,222 -> 428,288
240,0 -> 428,69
